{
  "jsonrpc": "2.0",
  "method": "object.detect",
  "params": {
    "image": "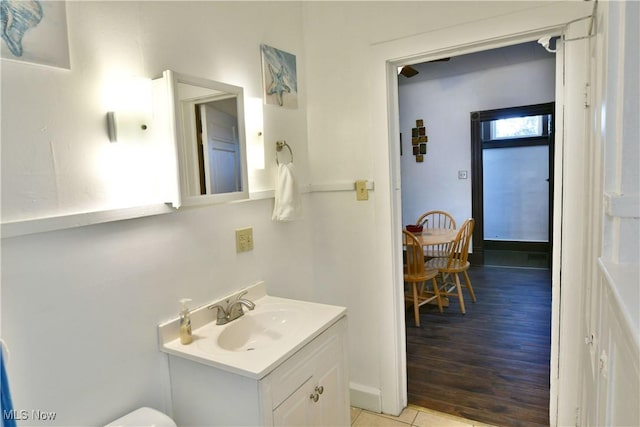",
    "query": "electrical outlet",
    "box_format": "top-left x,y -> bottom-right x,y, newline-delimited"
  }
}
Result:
355,180 -> 369,201
458,170 -> 468,179
235,227 -> 254,253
